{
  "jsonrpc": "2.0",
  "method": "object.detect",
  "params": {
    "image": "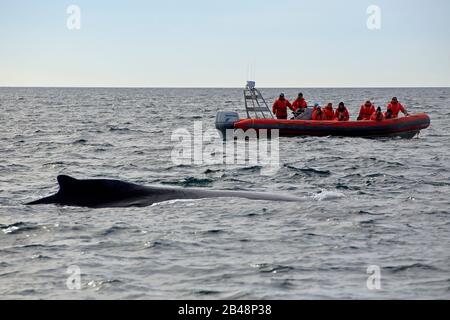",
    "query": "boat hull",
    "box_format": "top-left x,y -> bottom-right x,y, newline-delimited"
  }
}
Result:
233,114 -> 430,139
